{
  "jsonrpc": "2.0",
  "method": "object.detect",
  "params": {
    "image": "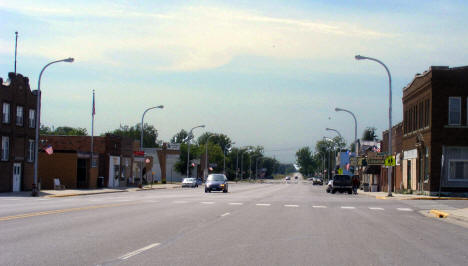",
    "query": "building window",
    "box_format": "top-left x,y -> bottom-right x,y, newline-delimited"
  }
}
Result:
16,106 -> 24,126
425,99 -> 430,127
28,140 -> 35,162
2,102 -> 10,123
1,136 -> 9,161
29,109 -> 36,128
448,160 -> 468,181
448,97 -> 461,125
419,102 -> 424,129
